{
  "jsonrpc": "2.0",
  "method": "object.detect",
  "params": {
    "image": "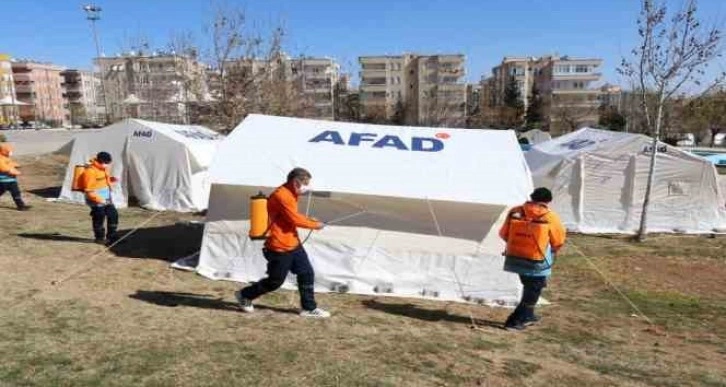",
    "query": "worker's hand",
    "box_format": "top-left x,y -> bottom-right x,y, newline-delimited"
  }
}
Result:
109,176 -> 118,183
315,222 -> 326,230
